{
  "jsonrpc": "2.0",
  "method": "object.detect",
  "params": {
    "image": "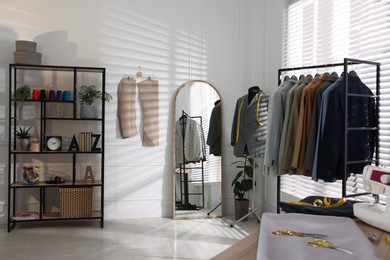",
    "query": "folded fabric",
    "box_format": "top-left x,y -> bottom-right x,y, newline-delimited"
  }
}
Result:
279,196 -> 358,218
